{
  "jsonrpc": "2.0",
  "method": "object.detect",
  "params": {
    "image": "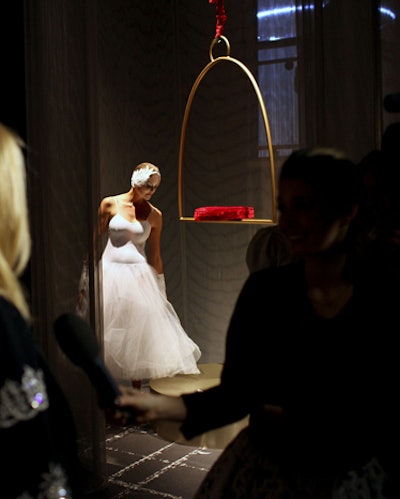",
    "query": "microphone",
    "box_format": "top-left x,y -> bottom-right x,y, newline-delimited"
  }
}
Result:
53,313 -> 131,416
384,92 -> 400,113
